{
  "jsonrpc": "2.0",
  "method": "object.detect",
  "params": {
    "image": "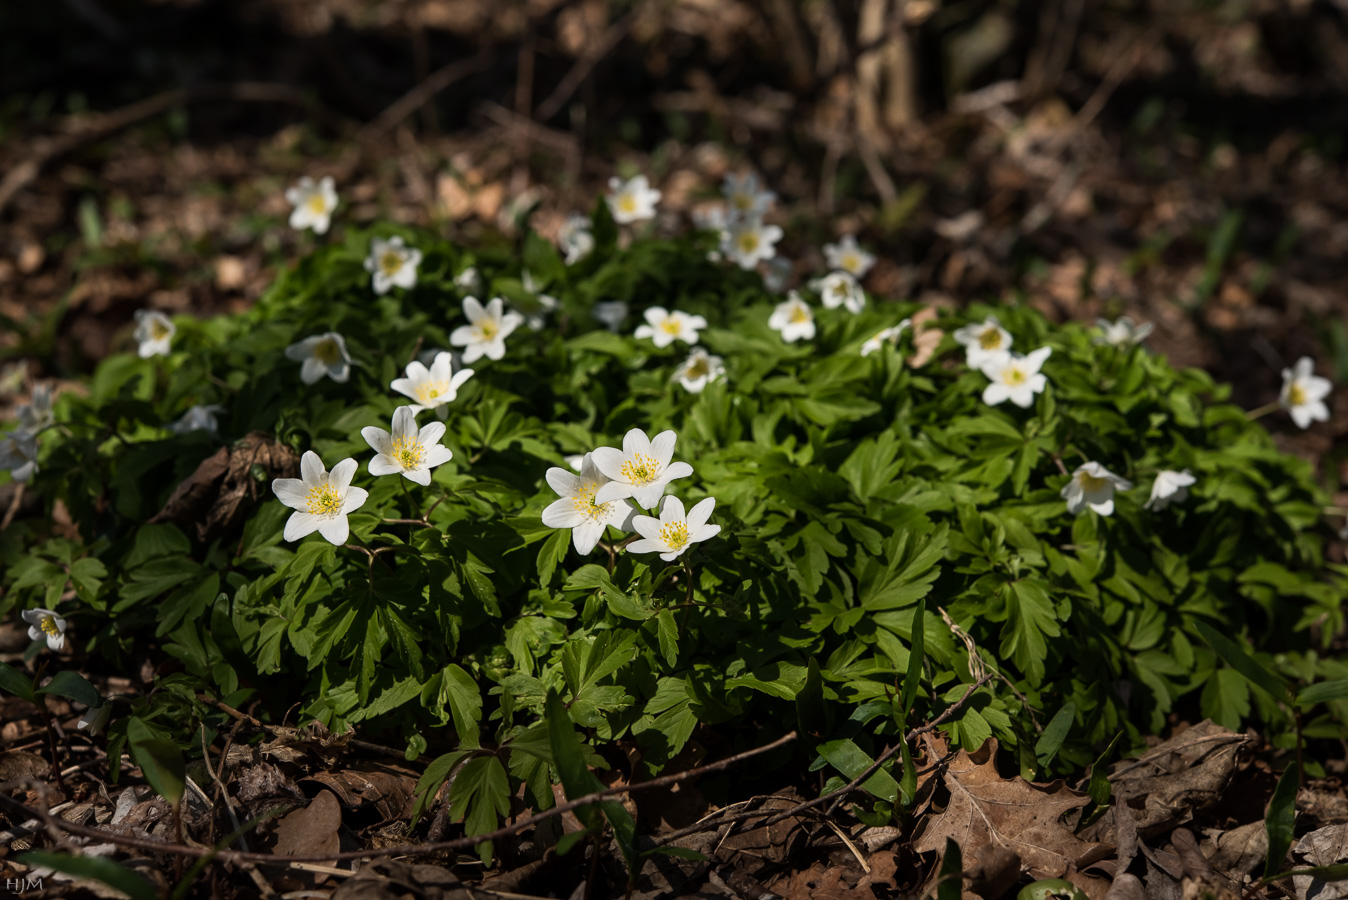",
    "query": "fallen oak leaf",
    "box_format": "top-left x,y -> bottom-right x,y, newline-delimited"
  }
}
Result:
911,738 -> 1109,881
